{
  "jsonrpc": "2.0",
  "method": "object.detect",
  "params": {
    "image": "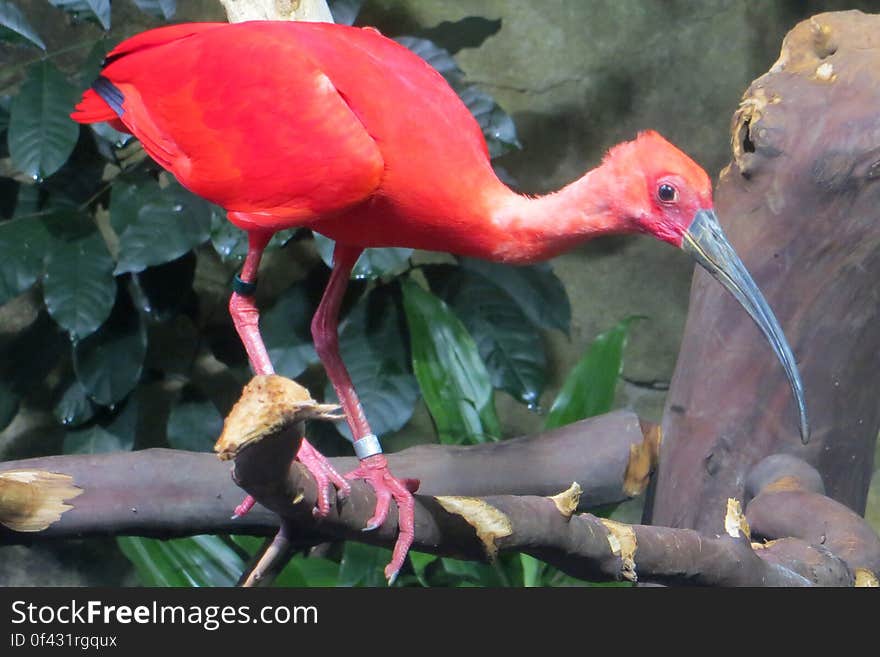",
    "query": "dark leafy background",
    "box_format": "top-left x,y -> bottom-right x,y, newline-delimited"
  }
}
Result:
0,0 -> 635,588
